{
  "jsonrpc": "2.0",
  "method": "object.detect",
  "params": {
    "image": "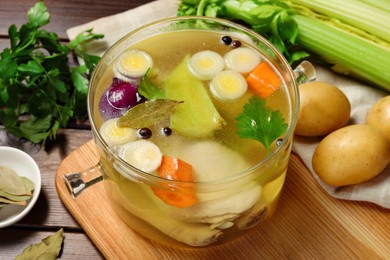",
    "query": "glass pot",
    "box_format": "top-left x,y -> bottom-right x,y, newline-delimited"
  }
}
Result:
64,16 -> 315,248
